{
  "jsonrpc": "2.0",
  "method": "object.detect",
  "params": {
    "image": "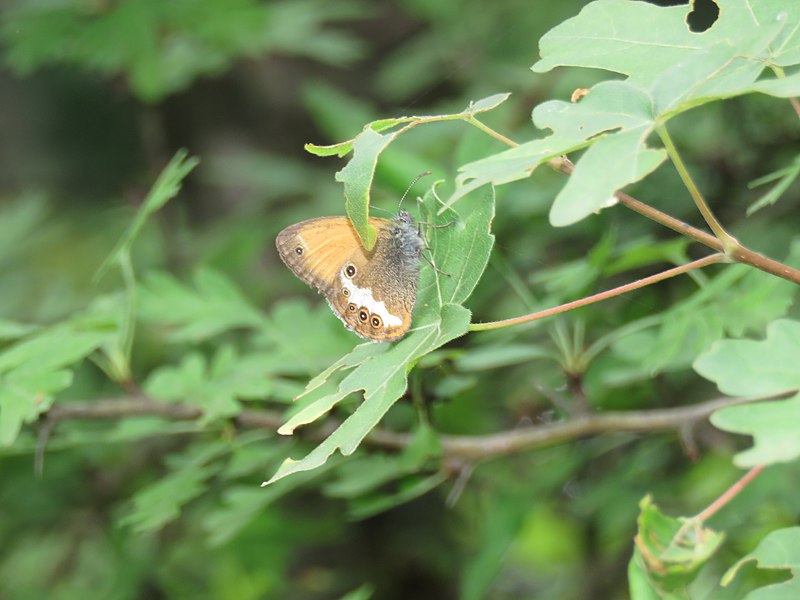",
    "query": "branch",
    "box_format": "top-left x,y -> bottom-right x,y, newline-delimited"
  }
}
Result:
42,392 -> 793,461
